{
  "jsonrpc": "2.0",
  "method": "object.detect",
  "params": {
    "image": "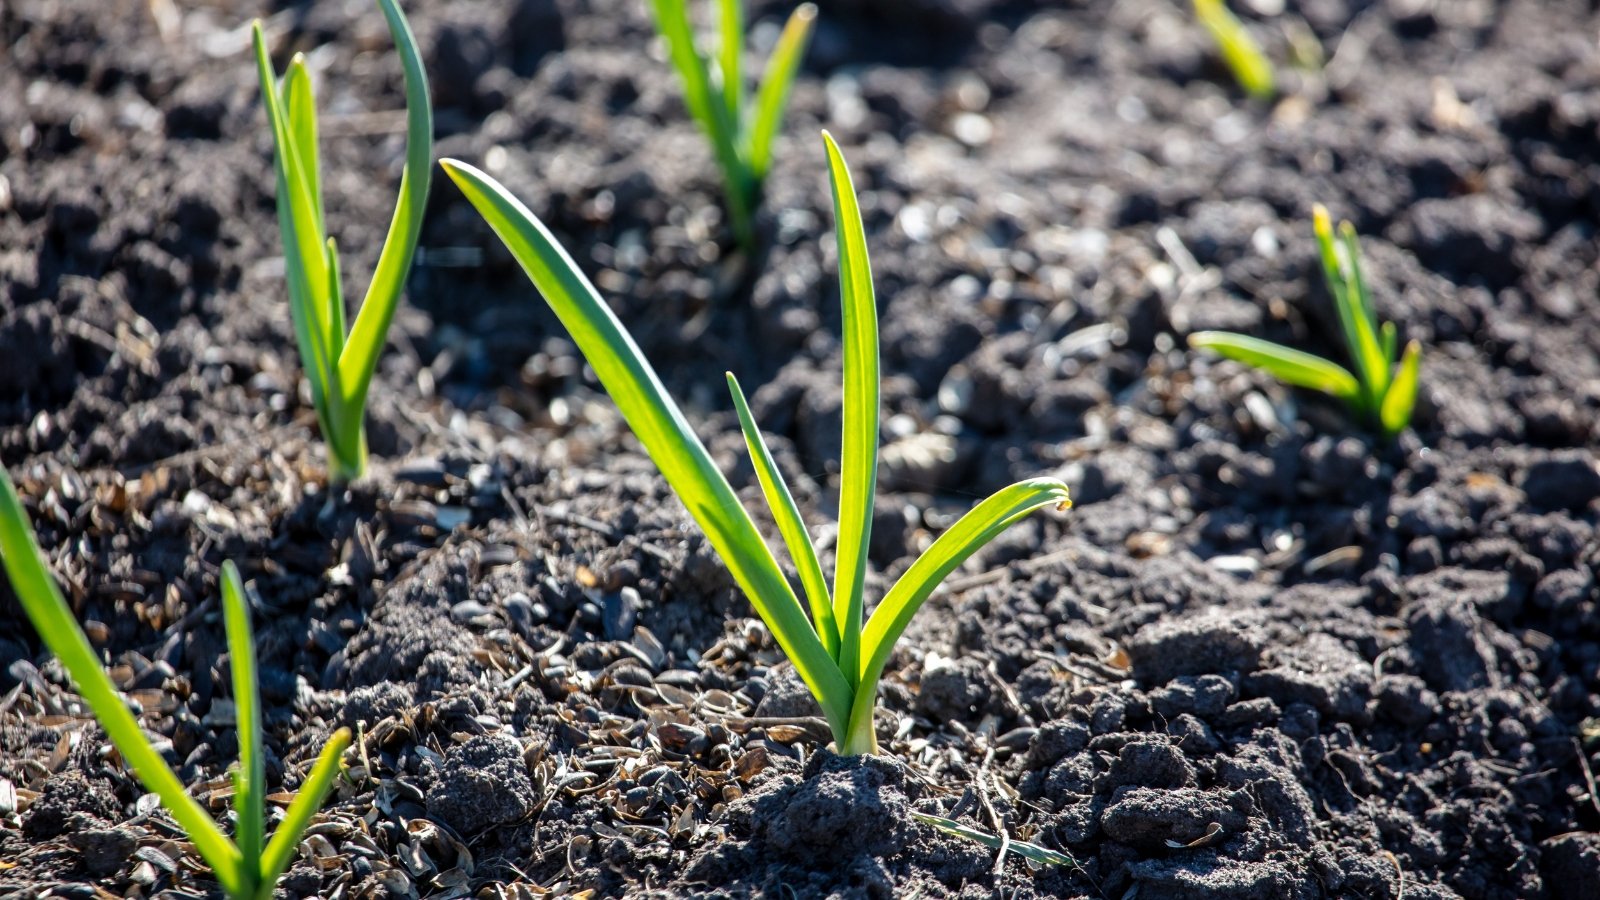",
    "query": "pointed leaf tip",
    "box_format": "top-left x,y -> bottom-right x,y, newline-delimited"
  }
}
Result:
1312,203 -> 1333,239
